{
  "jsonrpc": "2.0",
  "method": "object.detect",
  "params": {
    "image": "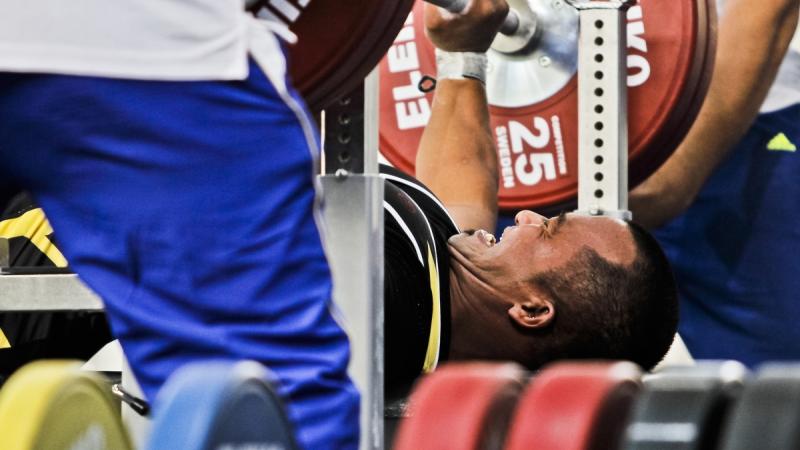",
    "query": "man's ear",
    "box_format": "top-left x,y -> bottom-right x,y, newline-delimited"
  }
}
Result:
508,298 -> 555,329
